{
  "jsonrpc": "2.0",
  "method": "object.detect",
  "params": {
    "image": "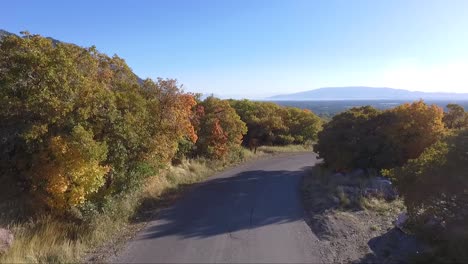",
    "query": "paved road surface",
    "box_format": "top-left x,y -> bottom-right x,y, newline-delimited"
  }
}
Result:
114,152 -> 322,263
